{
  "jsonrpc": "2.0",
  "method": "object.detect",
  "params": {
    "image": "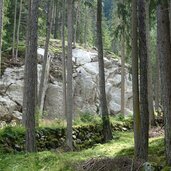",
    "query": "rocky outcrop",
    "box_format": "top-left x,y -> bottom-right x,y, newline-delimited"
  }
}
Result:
44,48 -> 133,119
0,48 -> 45,121
0,47 -> 133,121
